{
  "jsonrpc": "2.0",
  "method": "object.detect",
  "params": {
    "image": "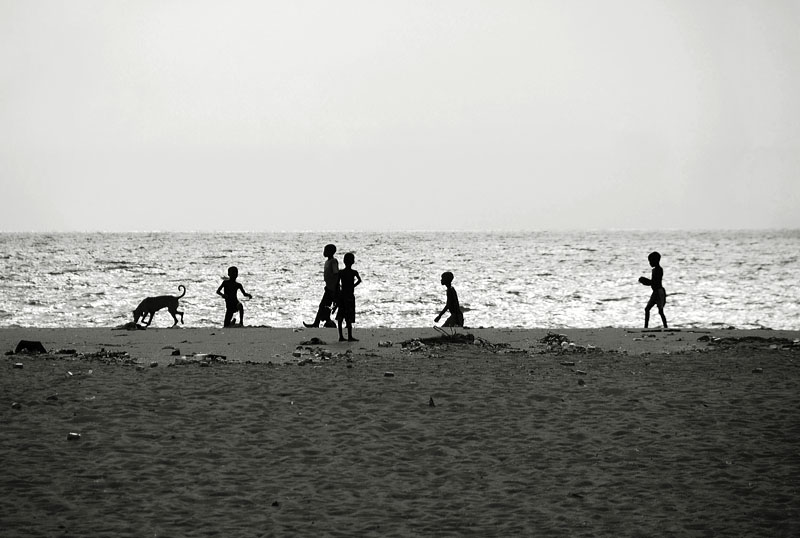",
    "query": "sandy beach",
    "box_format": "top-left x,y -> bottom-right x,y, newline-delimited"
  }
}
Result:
2,326 -> 799,537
